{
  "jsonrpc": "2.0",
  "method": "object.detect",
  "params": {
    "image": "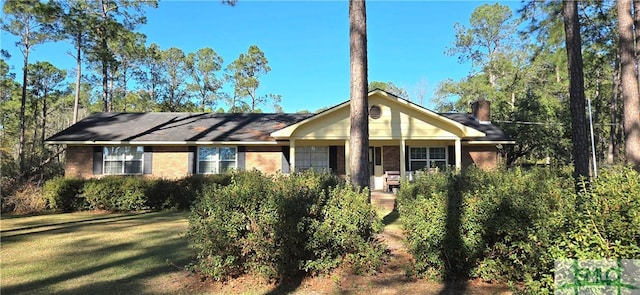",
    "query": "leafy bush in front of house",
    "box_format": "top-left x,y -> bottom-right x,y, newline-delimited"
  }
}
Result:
188,170 -> 275,279
187,170 -> 385,281
398,165 -> 640,294
302,183 -> 385,275
398,167 -> 573,283
44,177 -> 86,212
43,174 -> 234,212
82,176 -> 148,211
